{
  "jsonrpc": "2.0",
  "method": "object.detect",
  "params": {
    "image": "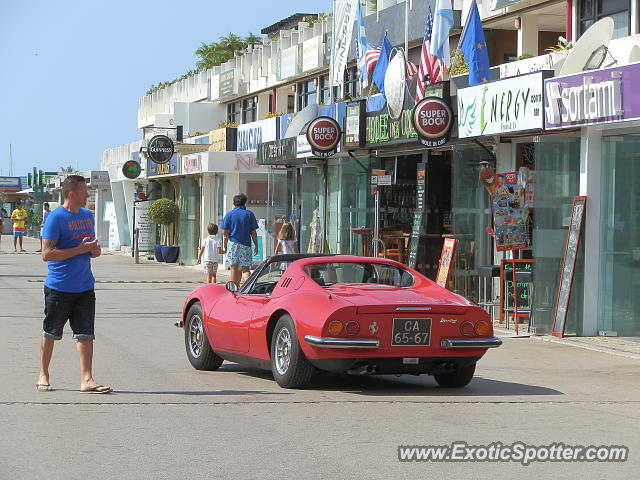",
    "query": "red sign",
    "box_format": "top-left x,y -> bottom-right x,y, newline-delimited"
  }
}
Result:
435,237 -> 458,289
307,116 -> 341,157
412,97 -> 452,148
